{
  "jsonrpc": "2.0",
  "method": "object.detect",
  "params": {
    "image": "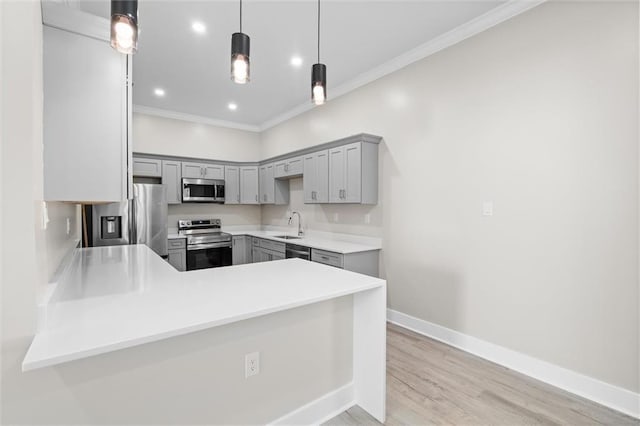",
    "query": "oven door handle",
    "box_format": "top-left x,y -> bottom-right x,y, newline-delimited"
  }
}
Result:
188,242 -> 232,251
